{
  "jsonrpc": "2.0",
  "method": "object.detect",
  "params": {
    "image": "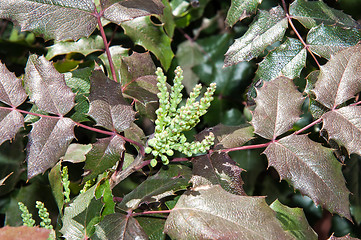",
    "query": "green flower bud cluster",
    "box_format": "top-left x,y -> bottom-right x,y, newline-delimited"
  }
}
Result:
61,166 -> 70,203
18,202 -> 35,227
36,201 -> 53,230
145,66 -> 216,167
